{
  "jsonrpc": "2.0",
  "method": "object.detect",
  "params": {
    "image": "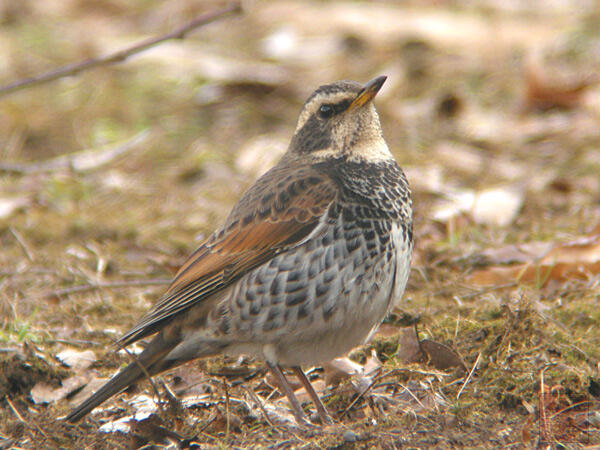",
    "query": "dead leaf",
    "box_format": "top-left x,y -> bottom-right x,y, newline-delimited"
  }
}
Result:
323,357 -> 363,385
468,265 -> 526,286
68,376 -> 109,406
543,233 -> 600,264
31,375 -> 89,404
469,228 -> 600,286
395,328 -> 465,372
522,63 -> 595,112
98,417 -> 132,434
471,187 -> 523,227
56,349 -> 96,371
478,242 -> 554,265
265,371 -> 301,391
395,327 -> 425,364
261,25 -> 340,64
130,414 -> 186,447
0,195 -> 29,220
0,131 -> 149,175
363,350 -> 383,376
138,46 -> 289,87
420,340 -> 467,372
432,189 -> 474,223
